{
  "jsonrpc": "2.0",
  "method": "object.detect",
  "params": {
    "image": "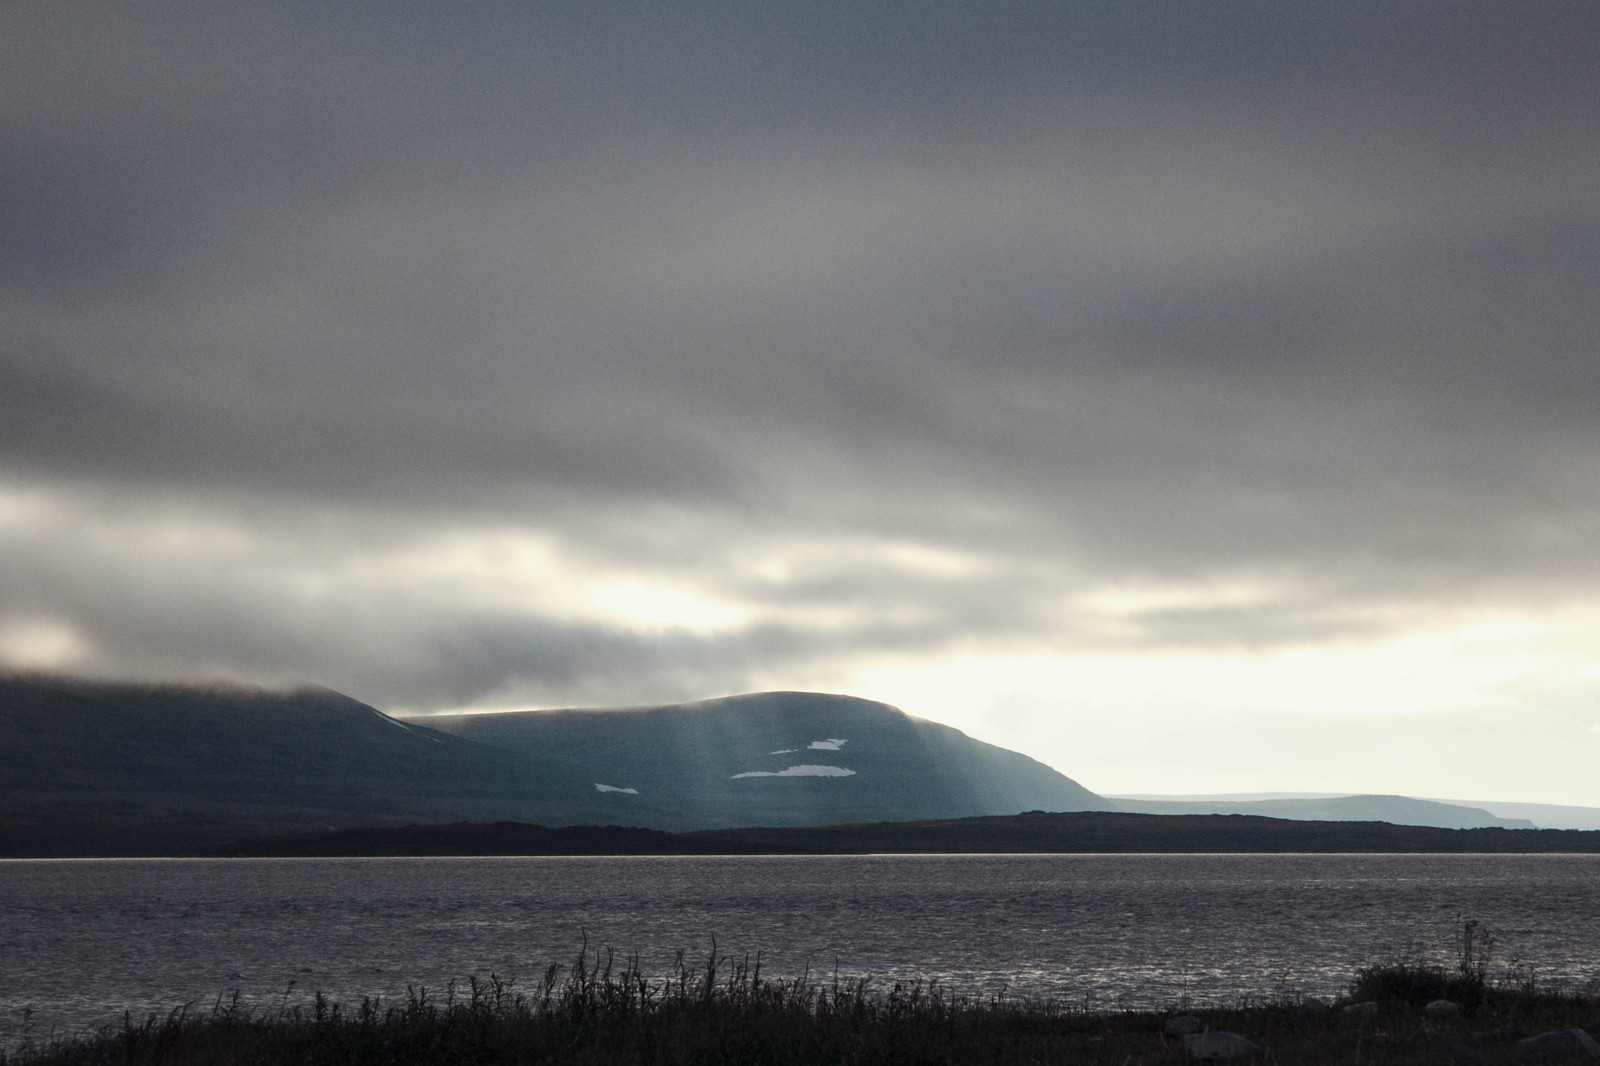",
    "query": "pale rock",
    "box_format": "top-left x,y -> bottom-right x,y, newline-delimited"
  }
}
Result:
1164,1014 -> 1203,1036
1426,998 -> 1463,1018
